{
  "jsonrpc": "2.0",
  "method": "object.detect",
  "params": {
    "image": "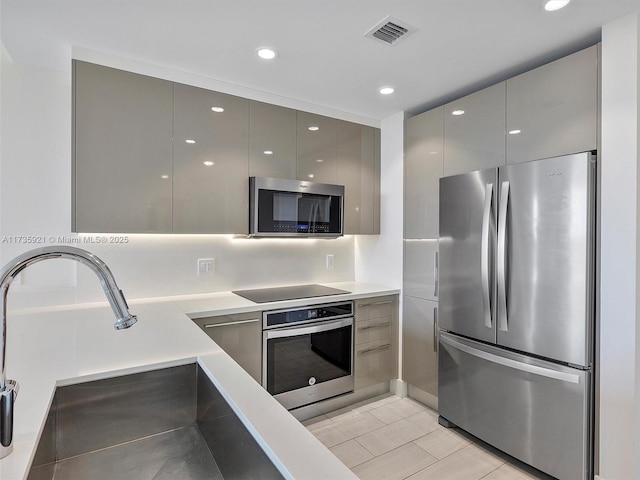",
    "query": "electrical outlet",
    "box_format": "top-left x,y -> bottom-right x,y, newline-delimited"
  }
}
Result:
197,258 -> 215,276
326,254 -> 335,269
